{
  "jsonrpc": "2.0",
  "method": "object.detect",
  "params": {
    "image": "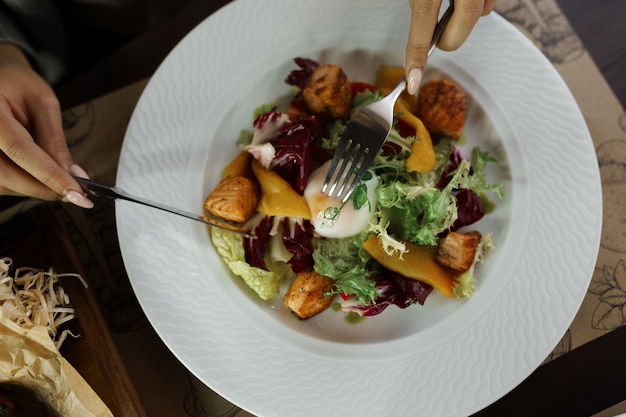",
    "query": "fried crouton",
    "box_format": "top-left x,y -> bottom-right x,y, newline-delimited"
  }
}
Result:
436,231 -> 482,272
283,271 -> 335,319
416,79 -> 467,140
302,64 -> 352,120
203,176 -> 259,223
